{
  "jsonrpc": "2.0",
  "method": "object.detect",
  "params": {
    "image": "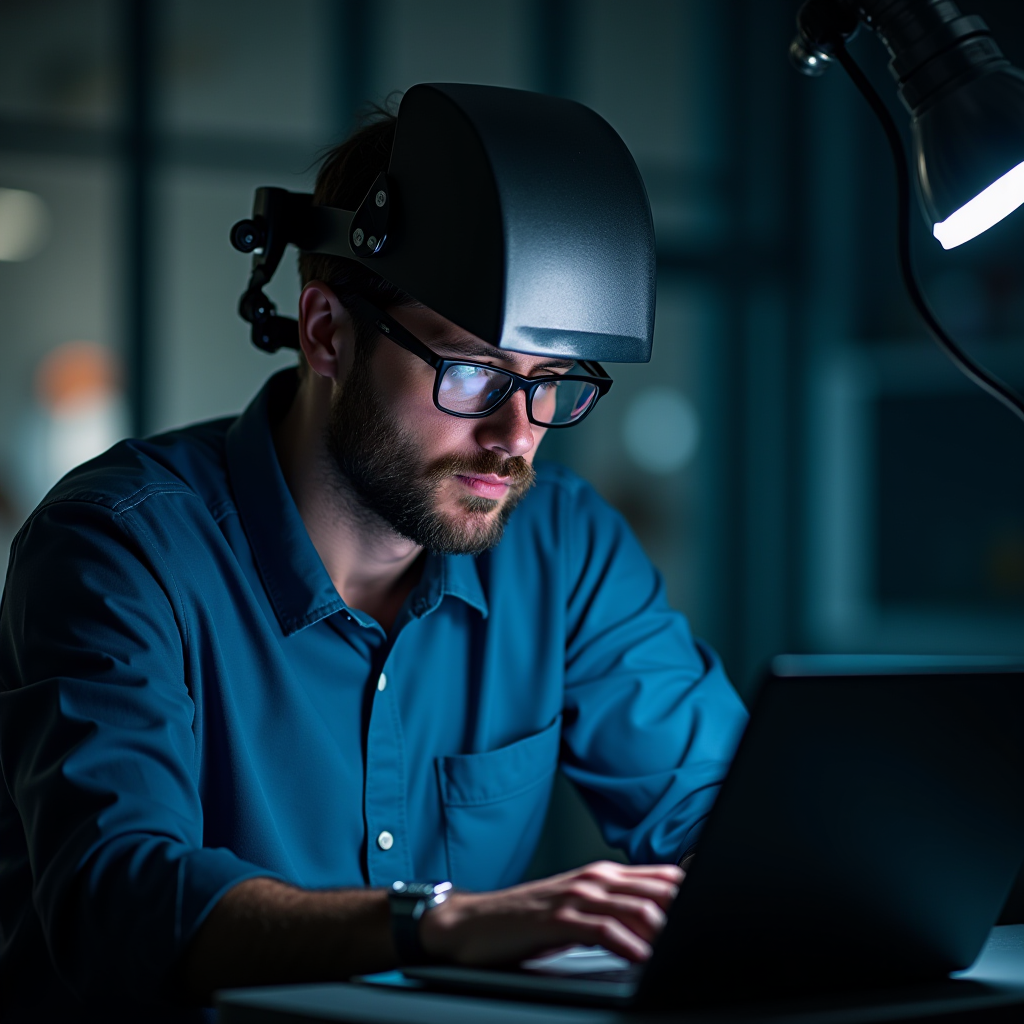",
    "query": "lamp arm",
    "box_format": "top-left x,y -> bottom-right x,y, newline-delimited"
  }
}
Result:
832,39 -> 1024,425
